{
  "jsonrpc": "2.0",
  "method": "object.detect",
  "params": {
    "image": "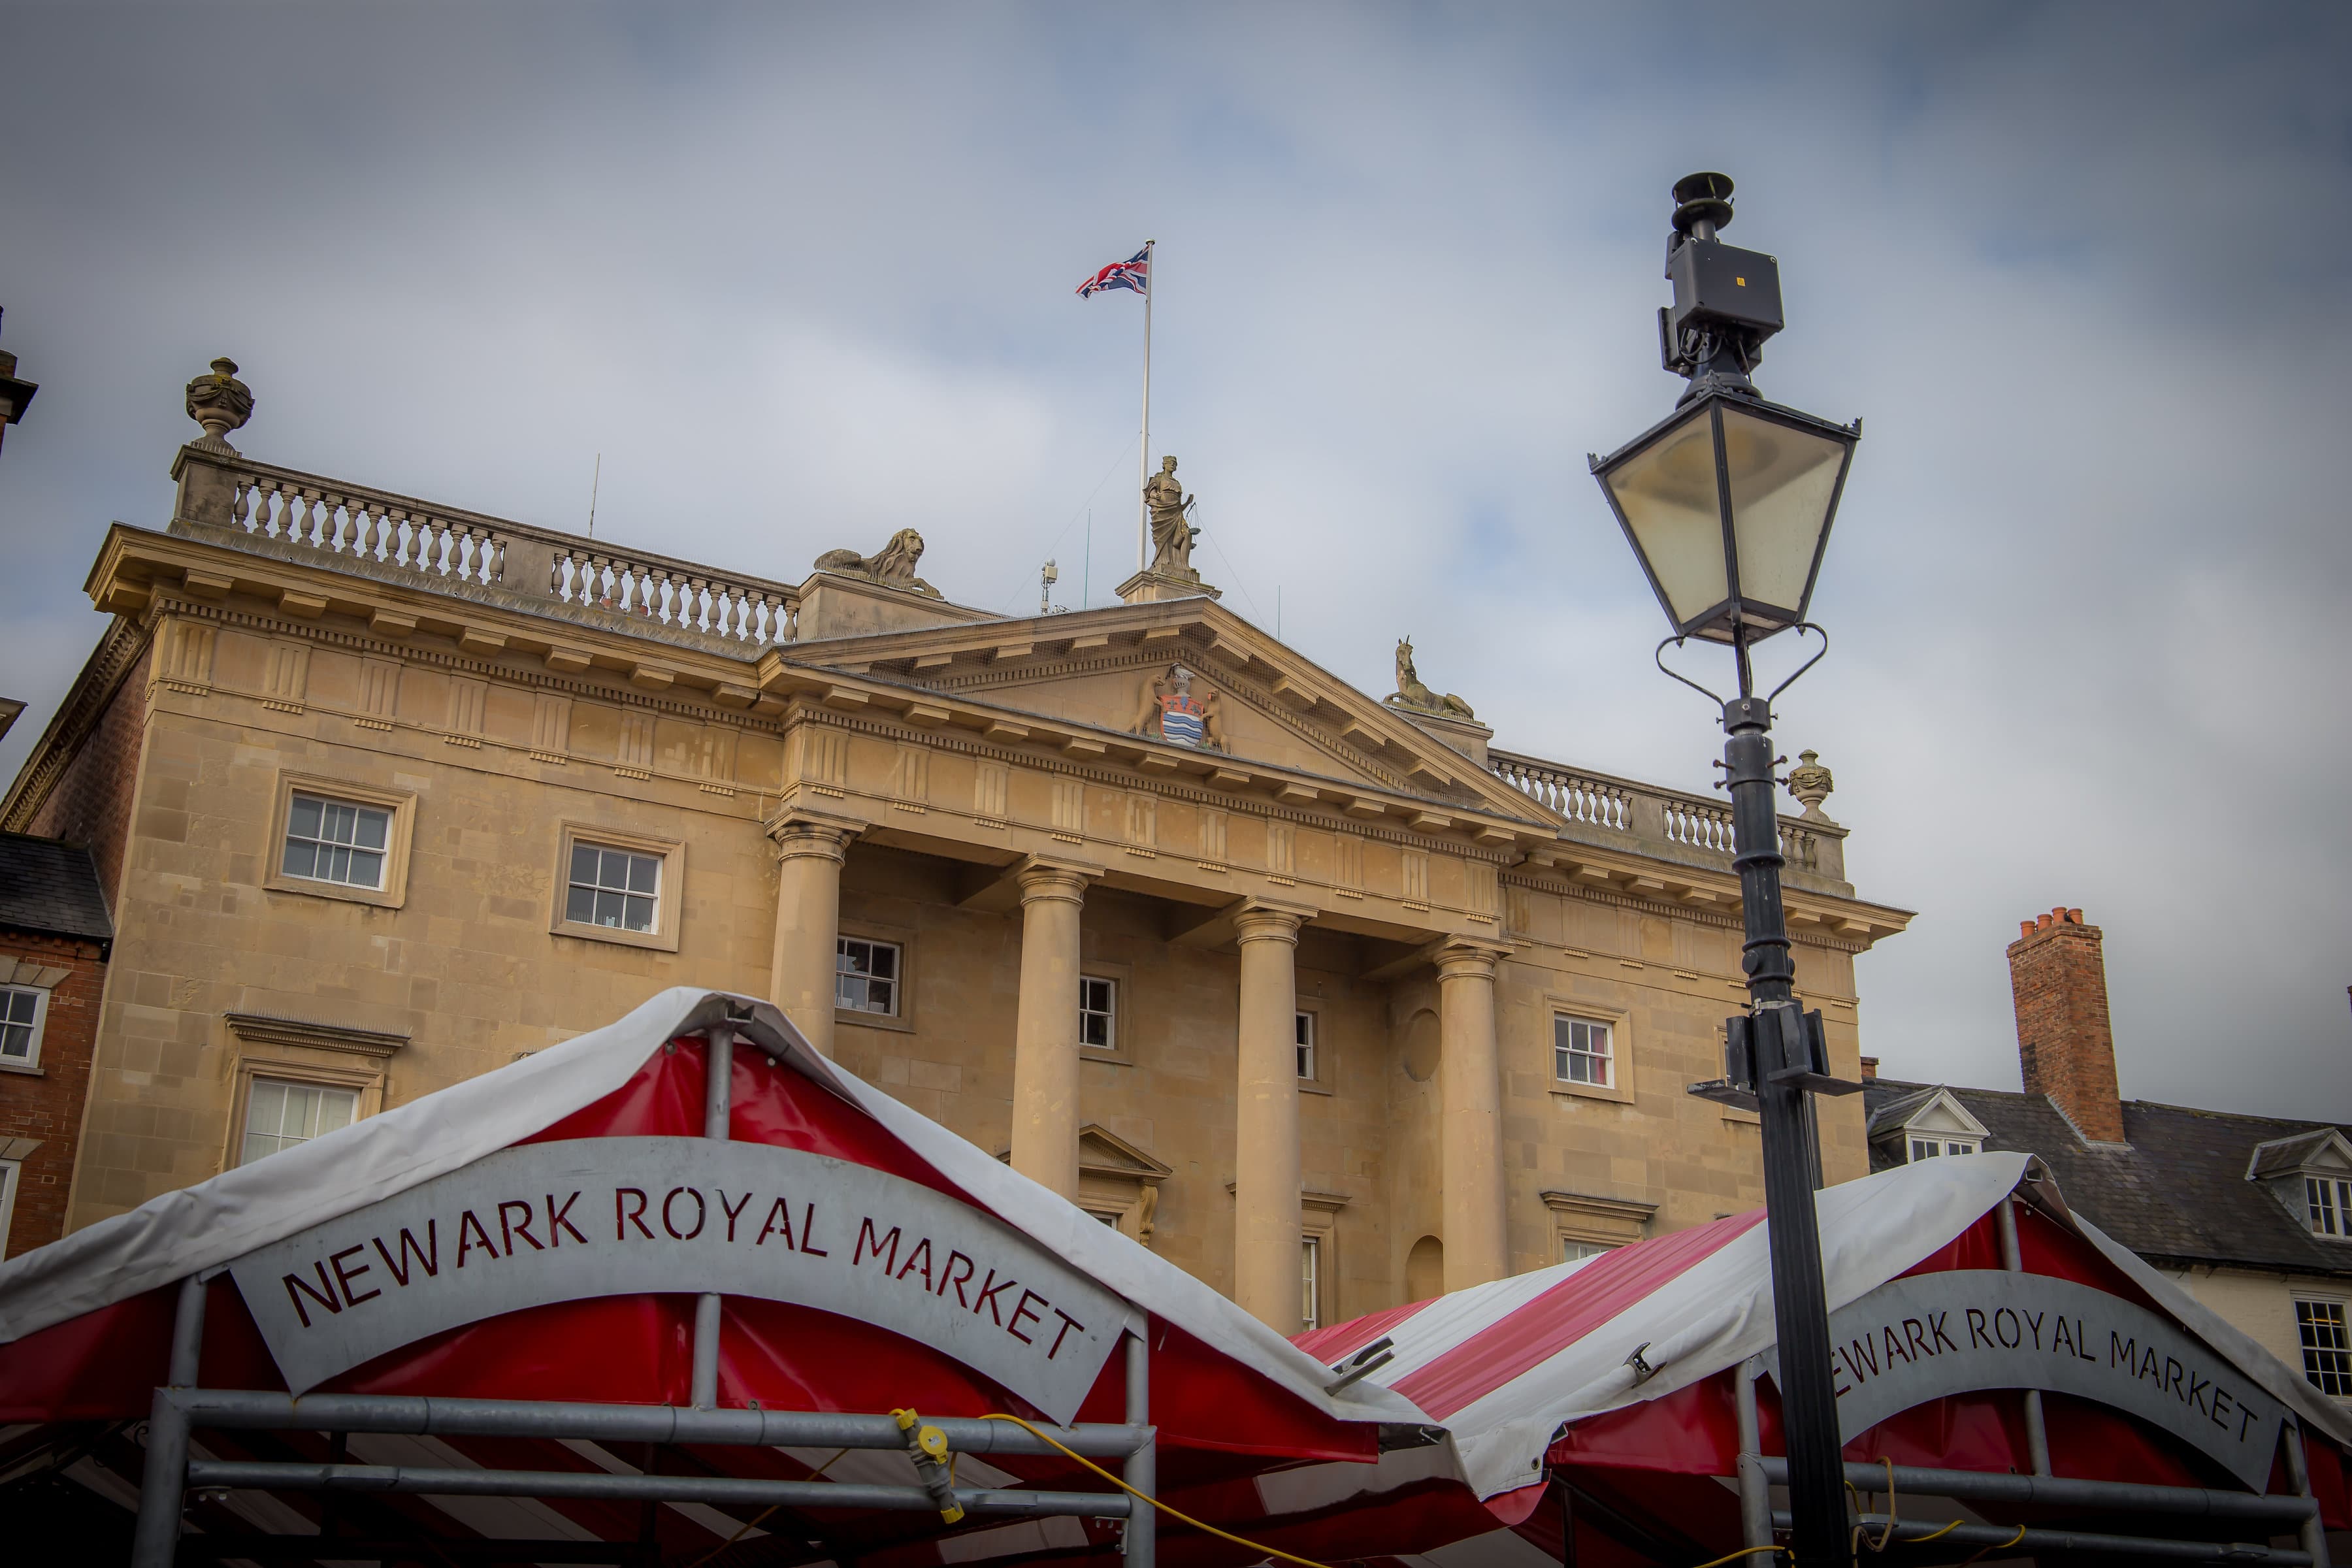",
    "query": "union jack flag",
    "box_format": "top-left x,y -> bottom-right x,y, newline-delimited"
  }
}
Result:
1076,246 -> 1150,299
